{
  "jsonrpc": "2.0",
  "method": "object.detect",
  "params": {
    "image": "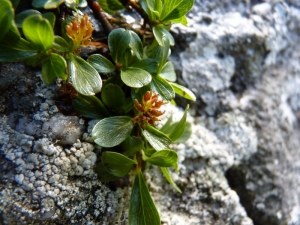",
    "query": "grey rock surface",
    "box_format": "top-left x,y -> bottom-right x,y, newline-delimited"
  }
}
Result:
1,0 -> 300,225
